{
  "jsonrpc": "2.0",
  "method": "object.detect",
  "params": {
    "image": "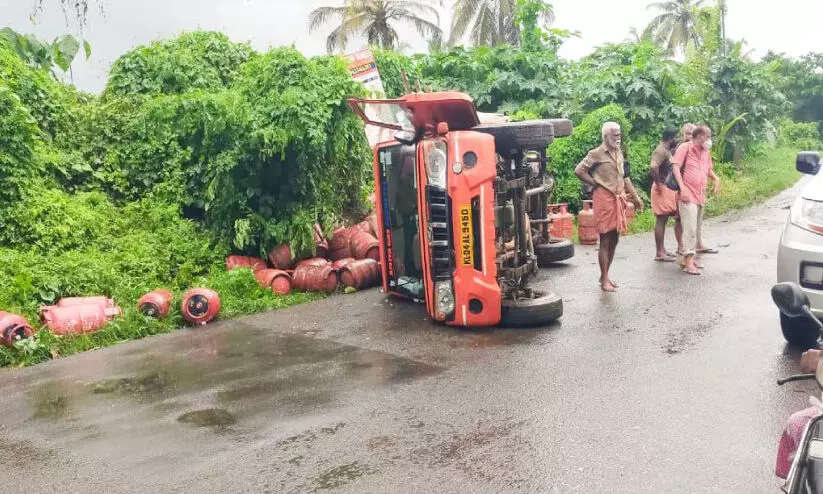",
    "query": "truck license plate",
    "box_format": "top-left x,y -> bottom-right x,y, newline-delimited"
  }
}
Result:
459,205 -> 474,268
